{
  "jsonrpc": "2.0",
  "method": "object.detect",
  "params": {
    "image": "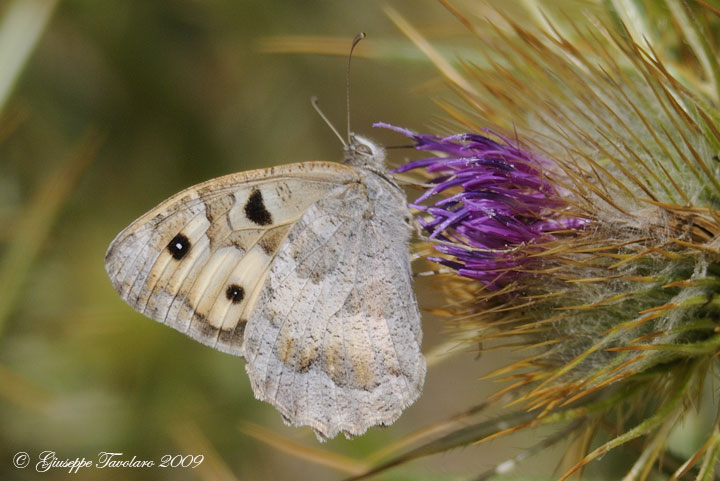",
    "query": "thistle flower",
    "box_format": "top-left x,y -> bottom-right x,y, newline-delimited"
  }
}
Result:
376,122 -> 589,289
